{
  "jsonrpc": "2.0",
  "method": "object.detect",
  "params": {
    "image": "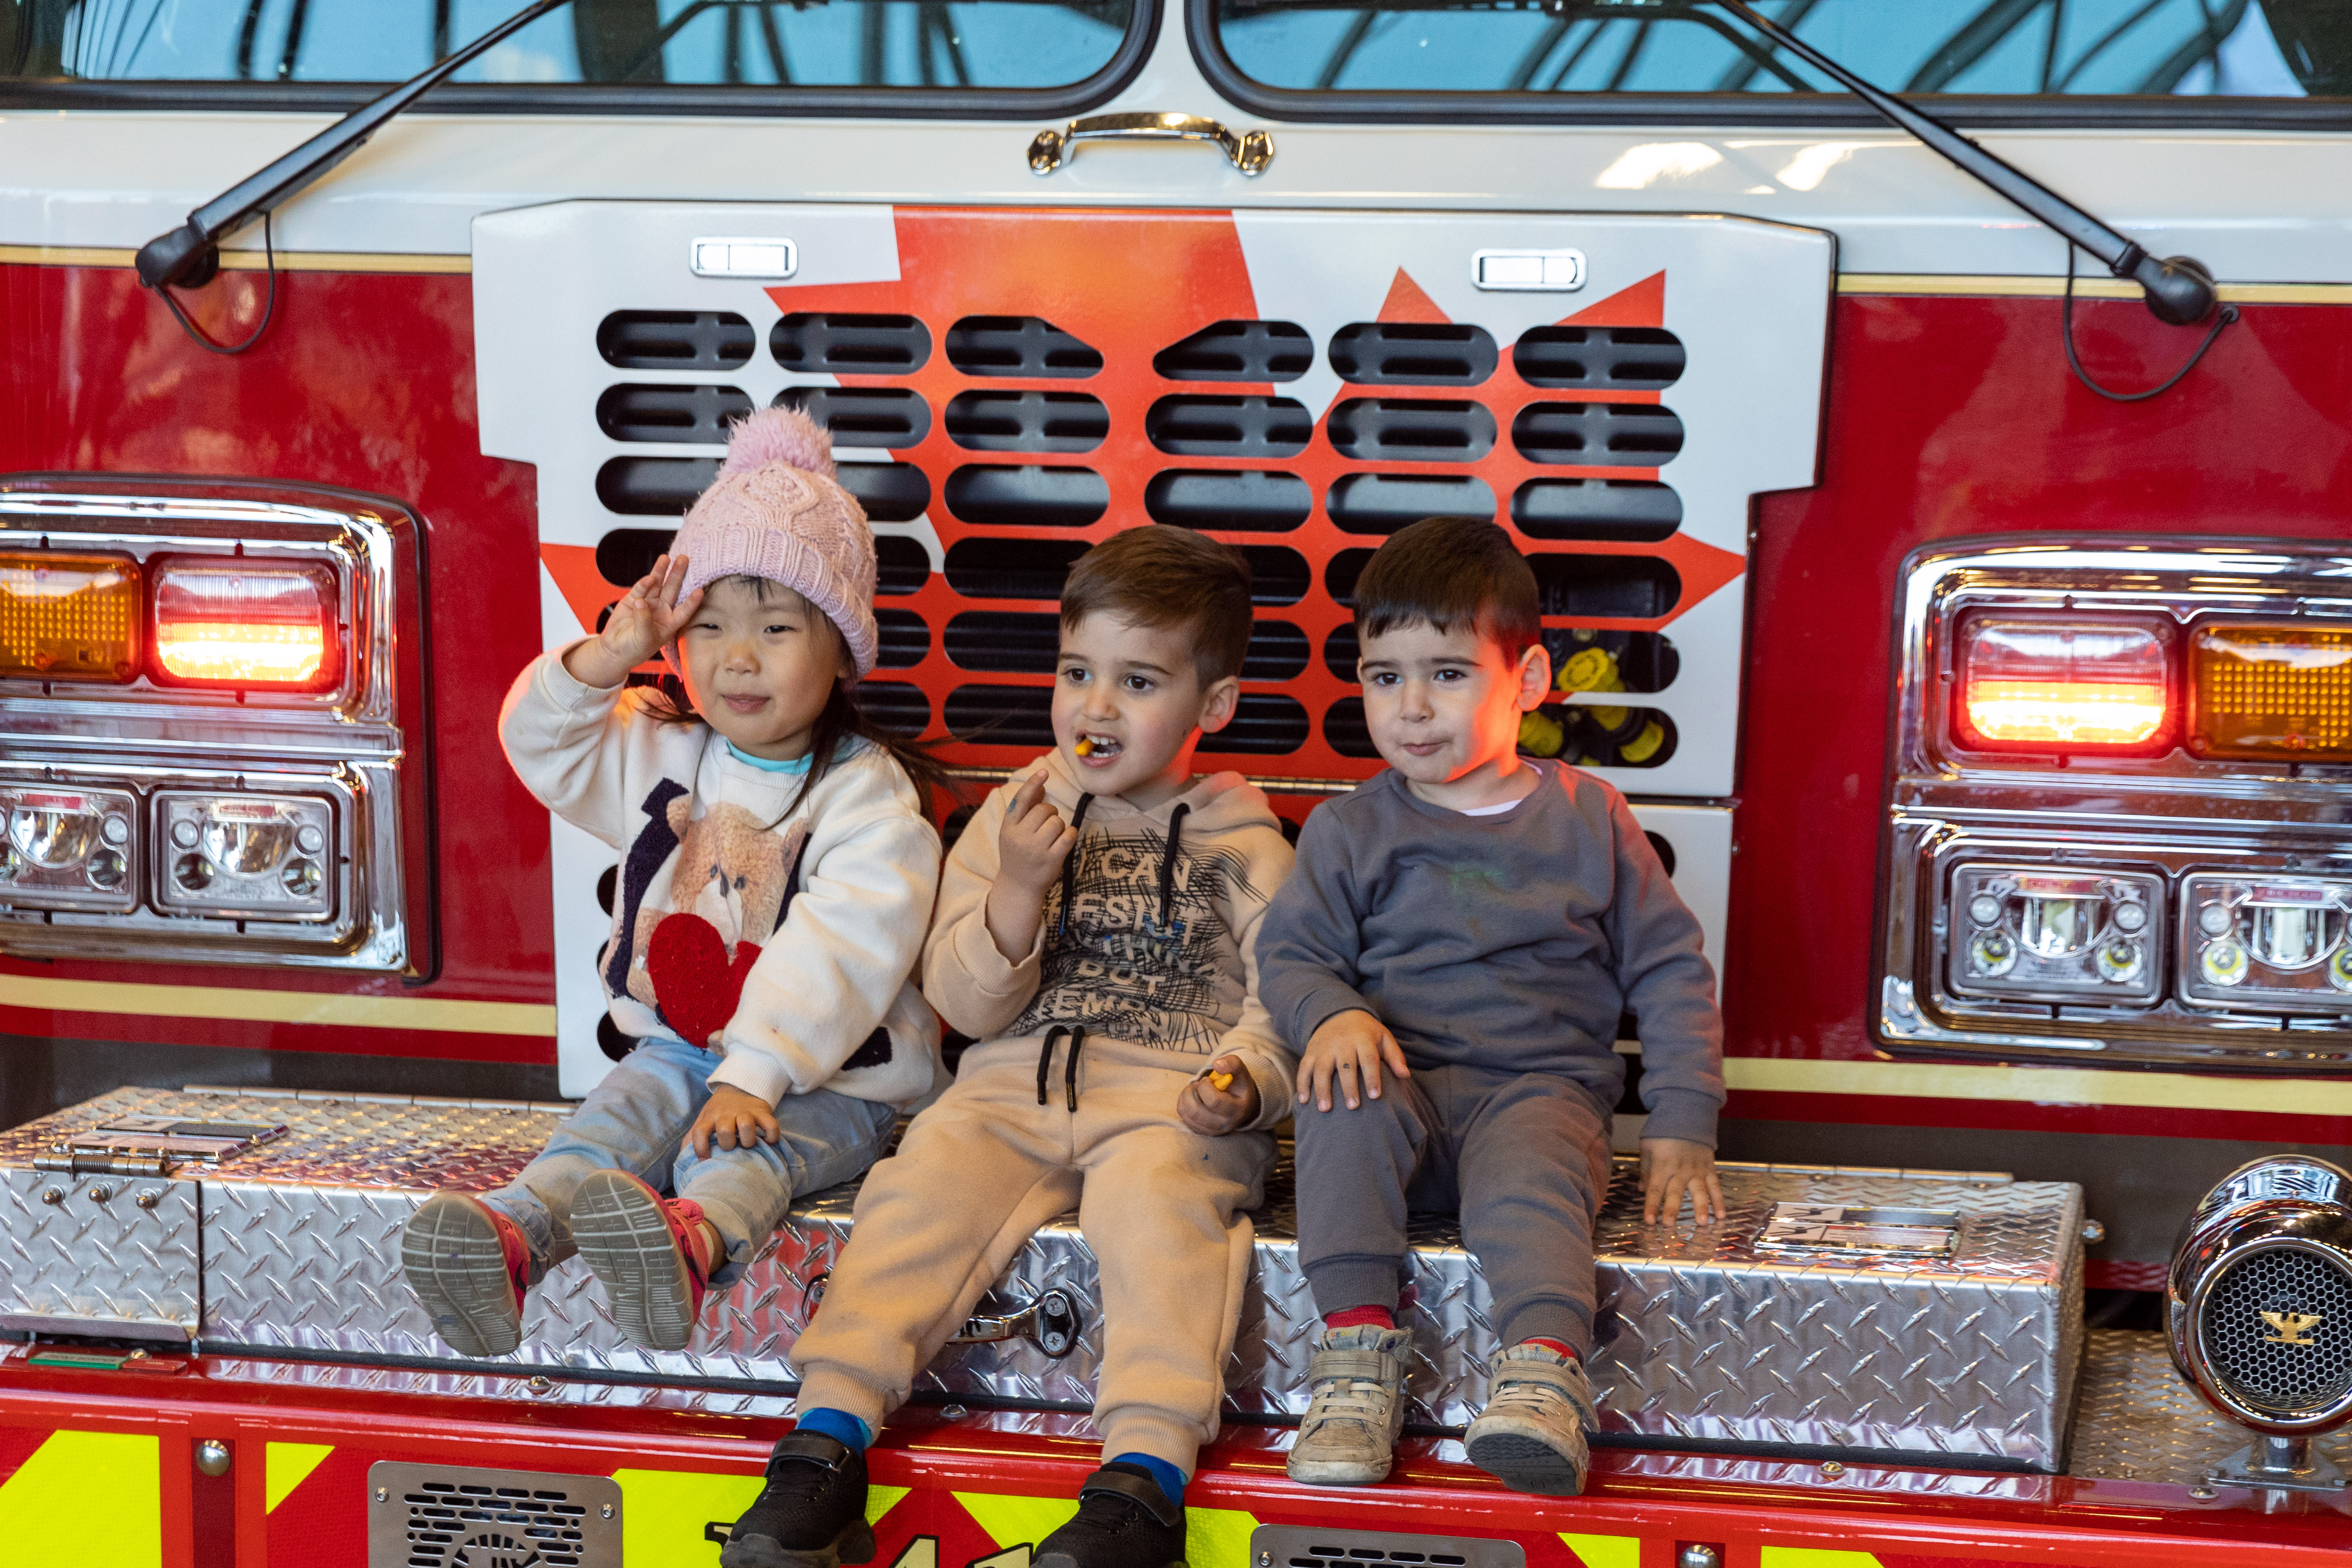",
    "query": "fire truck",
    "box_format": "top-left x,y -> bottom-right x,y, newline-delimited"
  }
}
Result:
3,1 -> 2352,1563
